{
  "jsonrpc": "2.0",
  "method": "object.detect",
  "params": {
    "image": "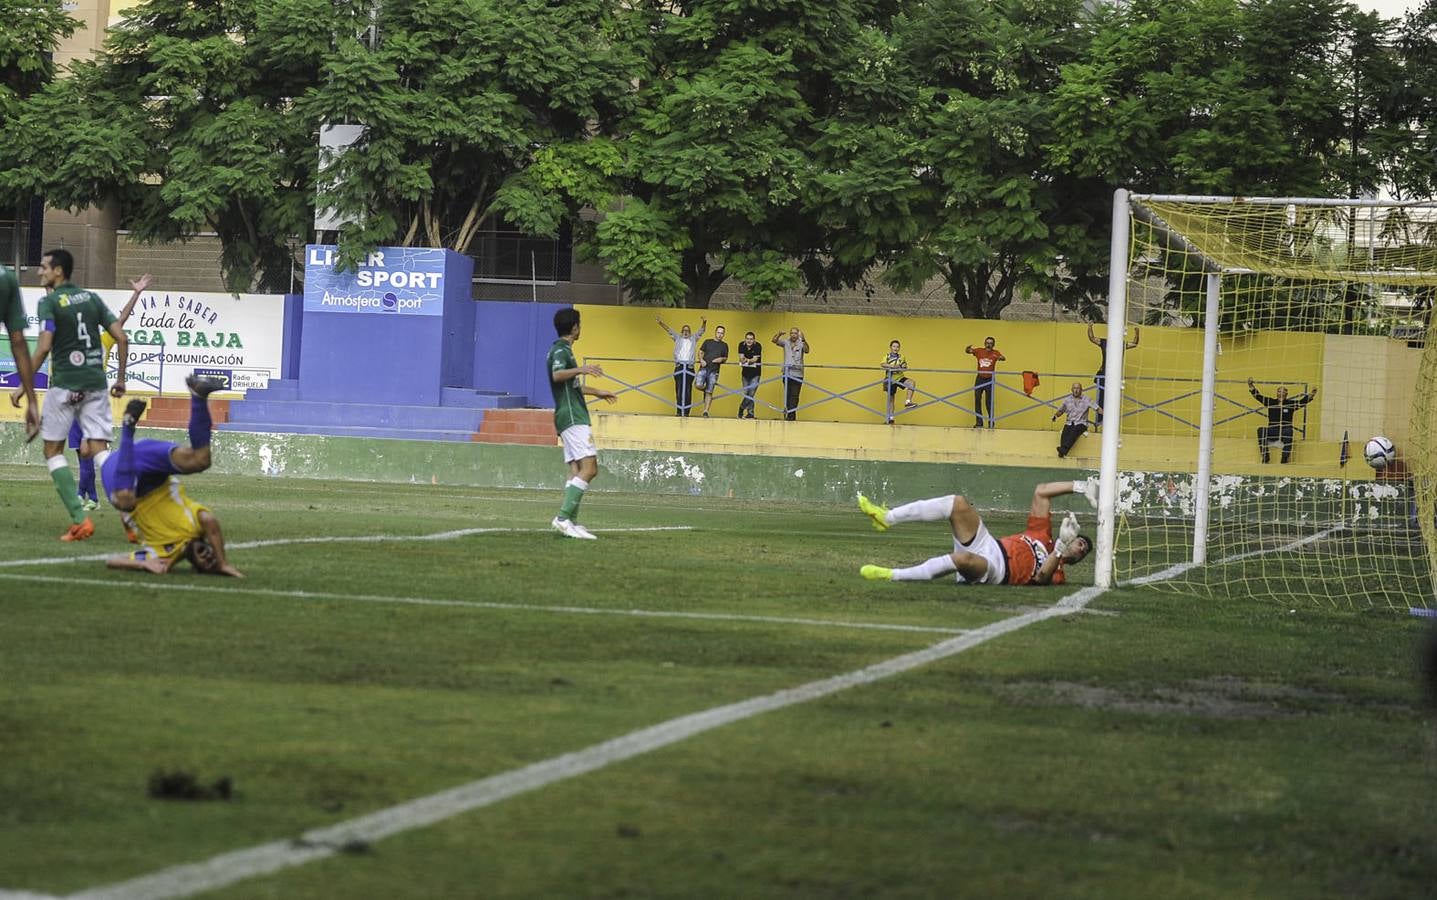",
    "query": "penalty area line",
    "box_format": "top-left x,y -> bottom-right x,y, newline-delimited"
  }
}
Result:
0,525 -> 694,569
